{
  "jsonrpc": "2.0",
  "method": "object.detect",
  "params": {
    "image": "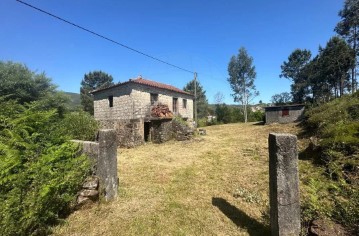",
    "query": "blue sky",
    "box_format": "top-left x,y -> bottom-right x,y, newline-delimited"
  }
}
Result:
1,0 -> 343,104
